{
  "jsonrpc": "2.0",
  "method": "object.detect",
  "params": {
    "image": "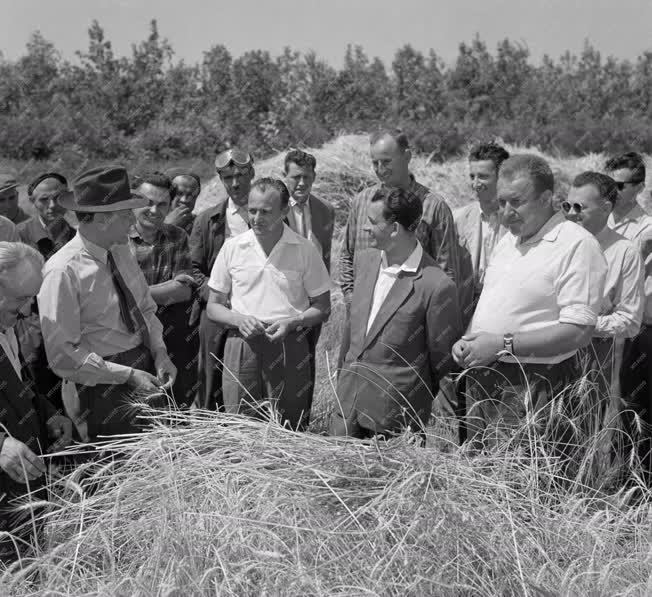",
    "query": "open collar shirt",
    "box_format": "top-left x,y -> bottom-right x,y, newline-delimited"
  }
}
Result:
38,232 -> 166,387
225,199 -> 250,239
208,224 -> 331,322
366,242 -> 423,334
470,212 -> 607,364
